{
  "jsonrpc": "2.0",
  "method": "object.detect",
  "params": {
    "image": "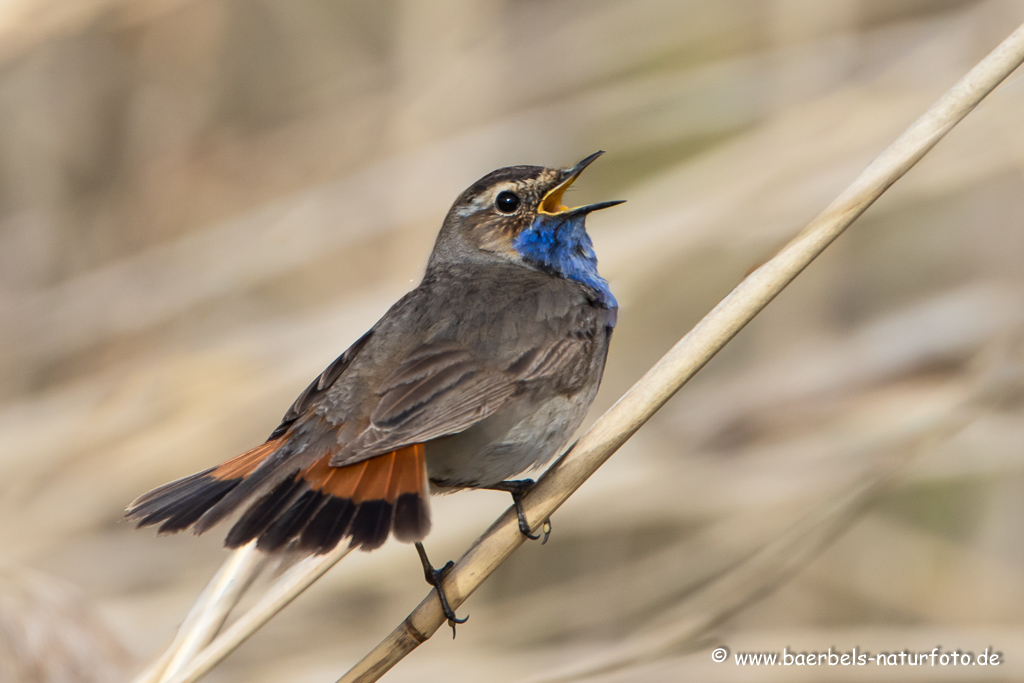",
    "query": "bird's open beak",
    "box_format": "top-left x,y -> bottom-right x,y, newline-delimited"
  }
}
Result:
538,151 -> 625,217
